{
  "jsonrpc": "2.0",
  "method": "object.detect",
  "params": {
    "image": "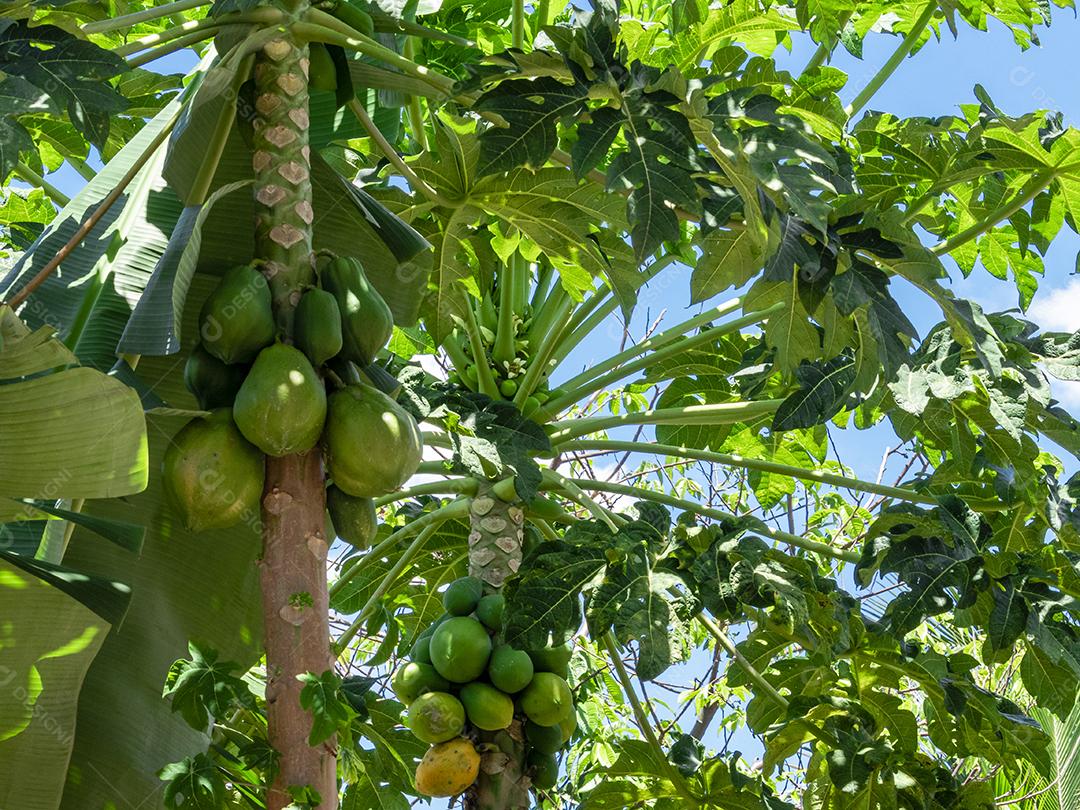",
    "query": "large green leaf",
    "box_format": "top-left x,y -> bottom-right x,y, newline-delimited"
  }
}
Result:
0,557 -> 116,810
57,275 -> 263,810
0,306 -> 147,502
